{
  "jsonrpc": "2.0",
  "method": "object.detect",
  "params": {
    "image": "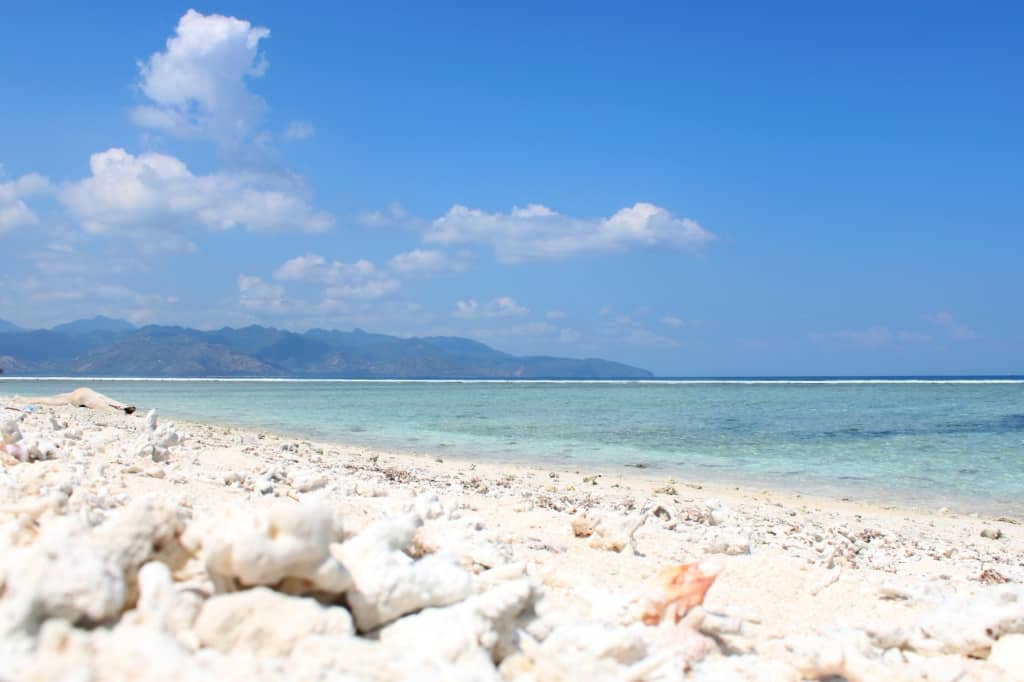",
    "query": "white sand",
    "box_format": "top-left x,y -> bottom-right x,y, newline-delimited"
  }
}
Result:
2,396 -> 1023,680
